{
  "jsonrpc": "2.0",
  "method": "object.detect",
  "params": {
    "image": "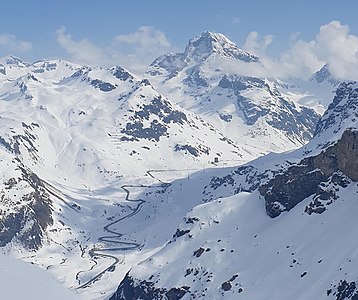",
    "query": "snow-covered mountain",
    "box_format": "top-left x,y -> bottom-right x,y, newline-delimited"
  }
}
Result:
146,31 -> 321,153
0,55 -> 262,298
0,38 -> 350,300
0,56 -> 257,184
109,81 -> 358,299
310,64 -> 340,87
